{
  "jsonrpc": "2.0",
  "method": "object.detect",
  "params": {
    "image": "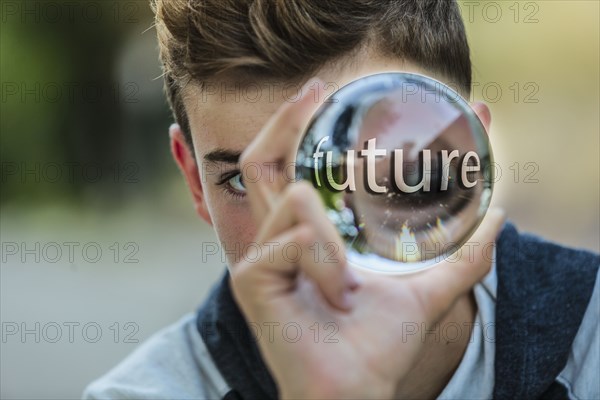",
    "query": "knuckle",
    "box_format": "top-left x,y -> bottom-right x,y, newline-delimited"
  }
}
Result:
283,182 -> 307,209
294,224 -> 314,248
